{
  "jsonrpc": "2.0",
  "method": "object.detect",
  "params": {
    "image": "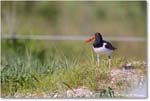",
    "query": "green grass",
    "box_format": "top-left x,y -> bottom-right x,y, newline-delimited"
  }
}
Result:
1,1 -> 146,97
1,39 -> 146,97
